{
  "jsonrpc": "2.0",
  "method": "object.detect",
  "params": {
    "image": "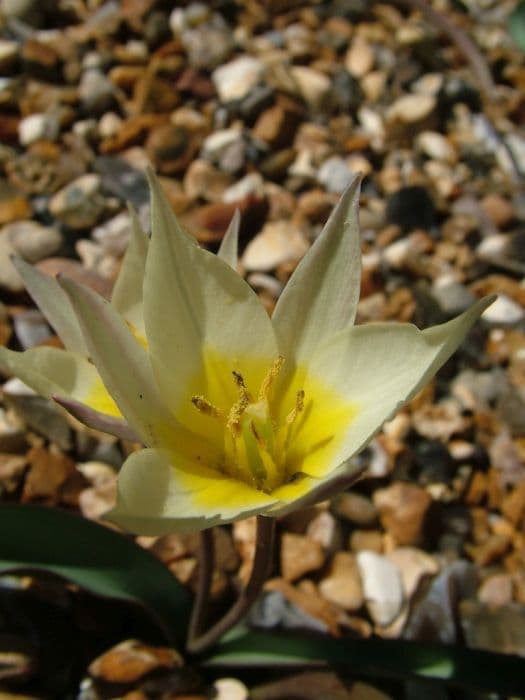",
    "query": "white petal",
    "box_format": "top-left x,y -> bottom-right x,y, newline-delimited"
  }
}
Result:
0,345 -> 100,402
59,276 -> 174,447
272,177 -> 362,364
144,171 -> 277,413
110,206 -> 149,335
107,448 -> 278,535
13,257 -> 87,355
217,208 -> 240,270
307,296 -> 495,471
